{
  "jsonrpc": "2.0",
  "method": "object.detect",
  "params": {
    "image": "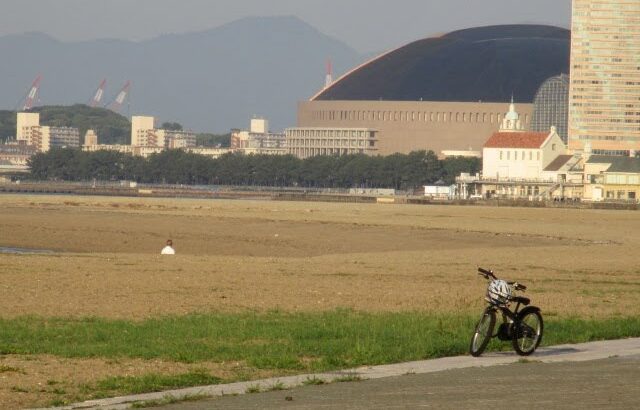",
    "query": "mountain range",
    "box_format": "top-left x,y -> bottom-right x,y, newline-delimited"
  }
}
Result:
0,16 -> 364,133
